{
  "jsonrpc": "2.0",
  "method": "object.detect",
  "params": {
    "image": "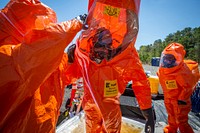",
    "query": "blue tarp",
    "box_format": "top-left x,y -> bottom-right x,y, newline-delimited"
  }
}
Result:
191,81 -> 200,113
